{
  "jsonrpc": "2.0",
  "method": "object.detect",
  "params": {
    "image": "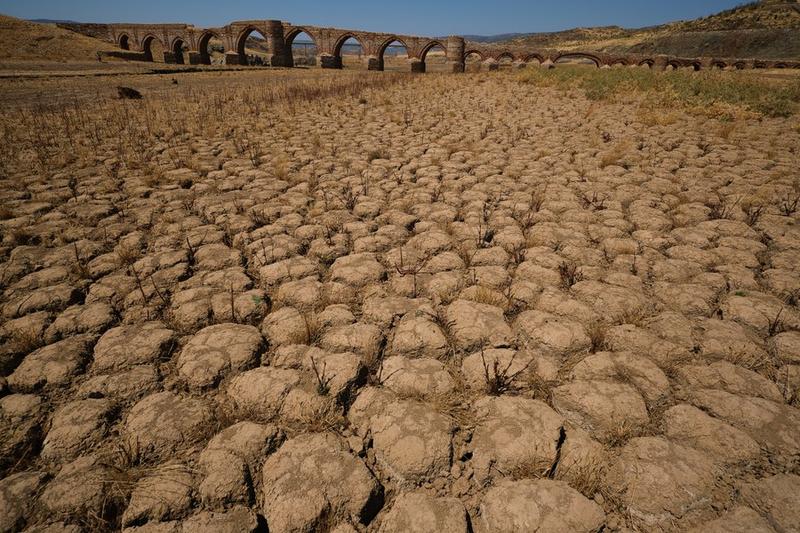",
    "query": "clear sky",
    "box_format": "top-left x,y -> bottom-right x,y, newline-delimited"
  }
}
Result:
0,0 -> 746,36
